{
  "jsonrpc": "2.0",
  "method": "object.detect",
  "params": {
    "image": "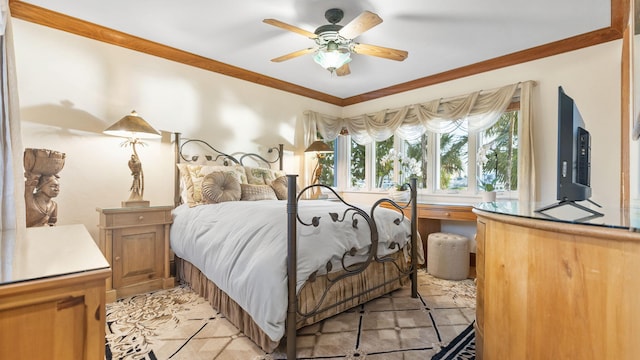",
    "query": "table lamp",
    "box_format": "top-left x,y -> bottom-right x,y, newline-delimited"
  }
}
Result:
104,110 -> 160,207
304,140 -> 333,199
